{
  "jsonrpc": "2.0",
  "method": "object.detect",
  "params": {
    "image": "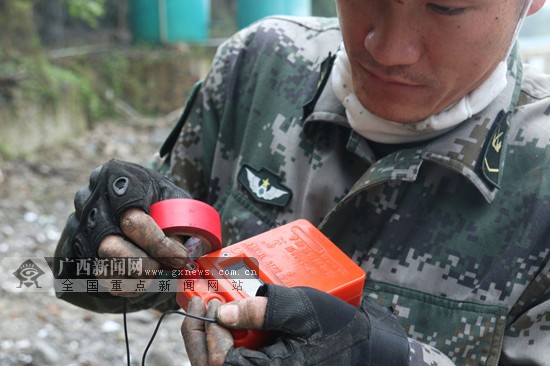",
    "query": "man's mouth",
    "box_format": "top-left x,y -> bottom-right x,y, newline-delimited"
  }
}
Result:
362,66 -> 424,88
